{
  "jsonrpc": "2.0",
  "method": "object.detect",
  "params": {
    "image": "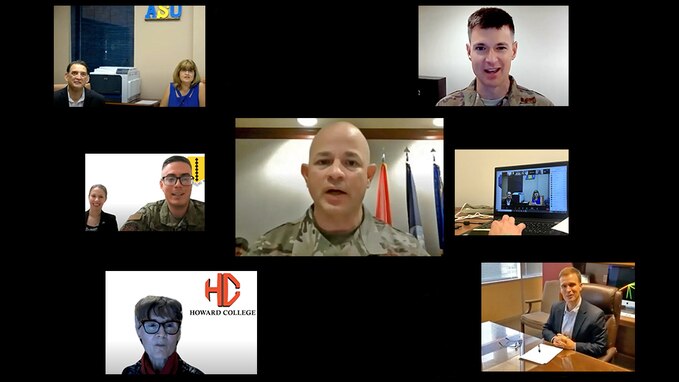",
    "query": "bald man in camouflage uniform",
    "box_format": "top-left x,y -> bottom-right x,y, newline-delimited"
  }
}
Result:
121,156 -> 205,231
436,8 -> 554,107
248,122 -> 430,256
